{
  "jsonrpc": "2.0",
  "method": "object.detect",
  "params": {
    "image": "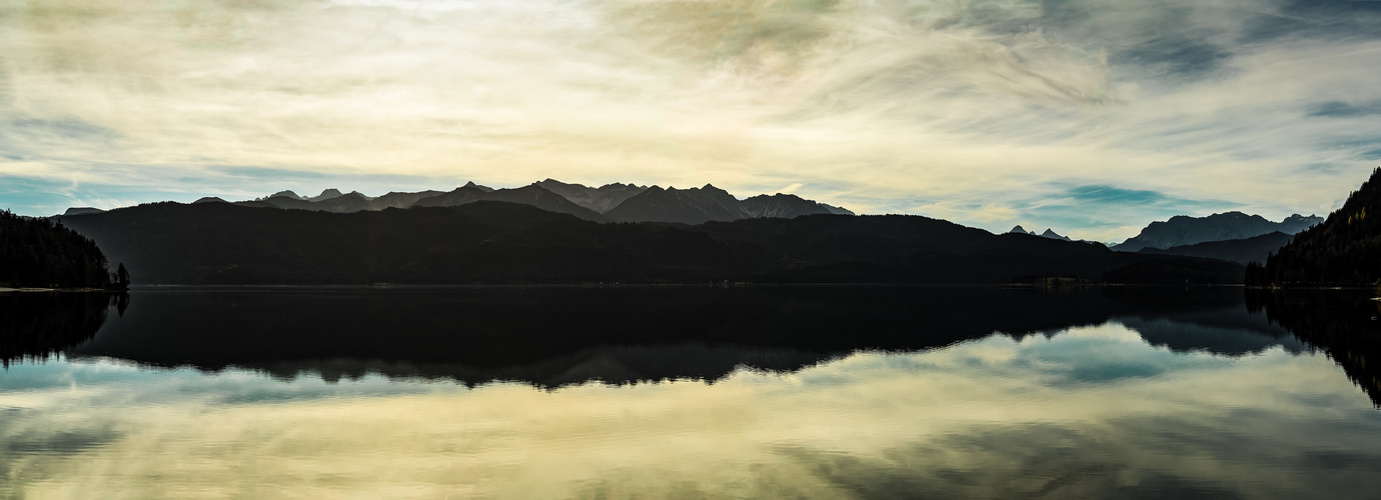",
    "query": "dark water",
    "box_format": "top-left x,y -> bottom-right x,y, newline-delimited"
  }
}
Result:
2,286 -> 1380,498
